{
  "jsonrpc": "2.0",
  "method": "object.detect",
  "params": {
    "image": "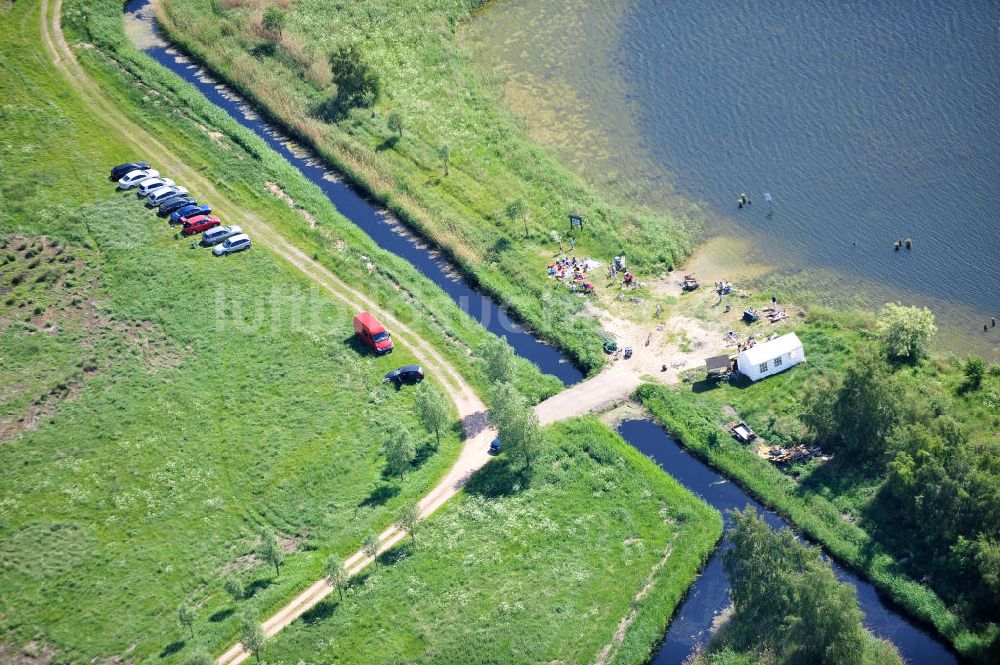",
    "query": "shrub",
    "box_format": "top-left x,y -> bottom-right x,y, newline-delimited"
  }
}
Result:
261,6 -> 286,37
875,303 -> 937,360
317,44 -> 380,121
962,356 -> 985,391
